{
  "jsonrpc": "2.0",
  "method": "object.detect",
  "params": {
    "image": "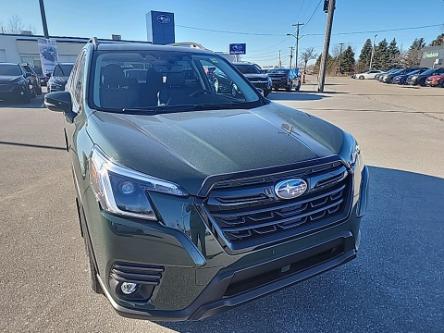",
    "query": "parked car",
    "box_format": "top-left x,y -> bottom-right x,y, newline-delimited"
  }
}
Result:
44,39 -> 368,321
268,68 -> 301,91
407,67 -> 444,86
48,63 -> 74,93
0,63 -> 35,102
425,73 -> 444,87
20,63 -> 42,96
392,68 -> 429,85
378,68 -> 402,82
233,62 -> 272,96
353,70 -> 383,80
383,68 -> 425,84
